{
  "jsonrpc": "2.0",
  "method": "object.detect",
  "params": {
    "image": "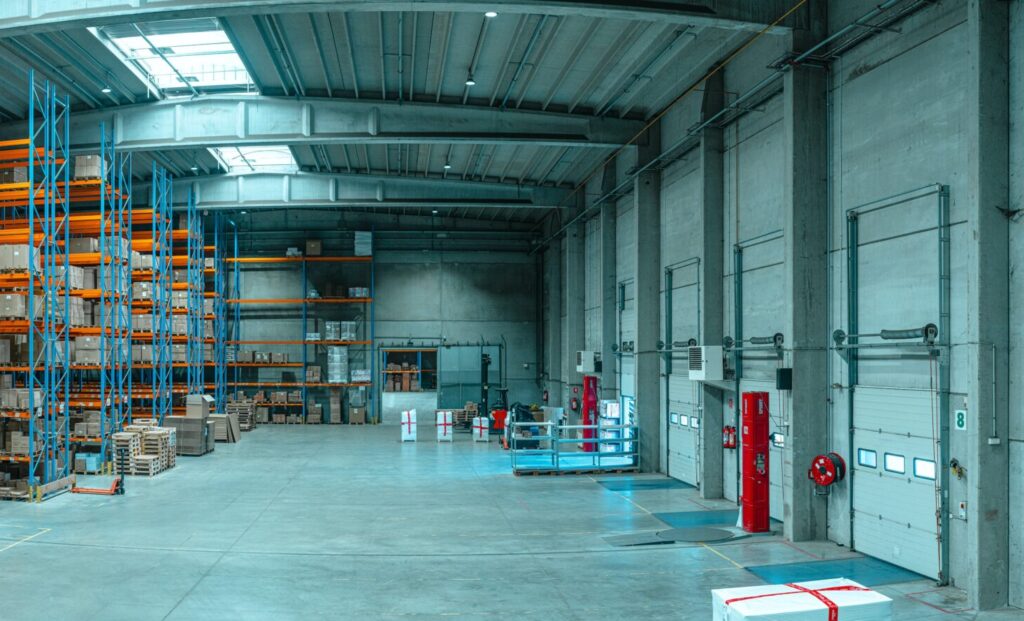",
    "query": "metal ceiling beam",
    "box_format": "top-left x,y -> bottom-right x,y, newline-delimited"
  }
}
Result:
0,95 -> 645,152
0,2 -> 801,34
148,171 -> 572,211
